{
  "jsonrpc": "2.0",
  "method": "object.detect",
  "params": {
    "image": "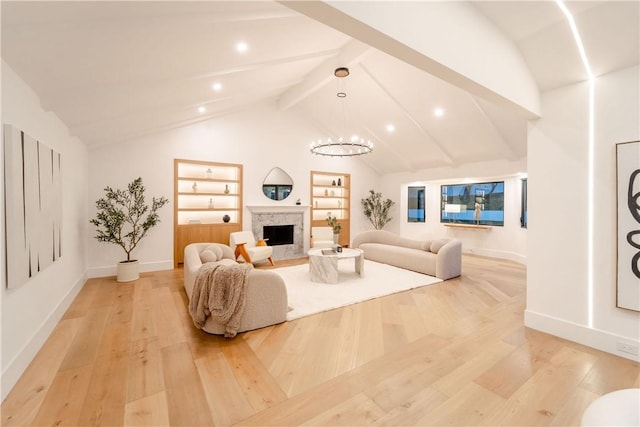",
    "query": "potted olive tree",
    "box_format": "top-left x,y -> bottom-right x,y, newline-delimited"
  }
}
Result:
90,177 -> 169,282
361,190 -> 395,229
